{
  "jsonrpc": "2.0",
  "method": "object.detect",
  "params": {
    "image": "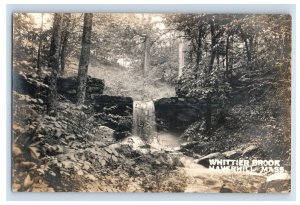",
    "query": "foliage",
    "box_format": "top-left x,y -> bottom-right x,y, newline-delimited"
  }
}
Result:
13,13 -> 53,68
12,82 -> 186,192
169,14 -> 291,160
12,13 -> 291,192
90,13 -> 180,83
